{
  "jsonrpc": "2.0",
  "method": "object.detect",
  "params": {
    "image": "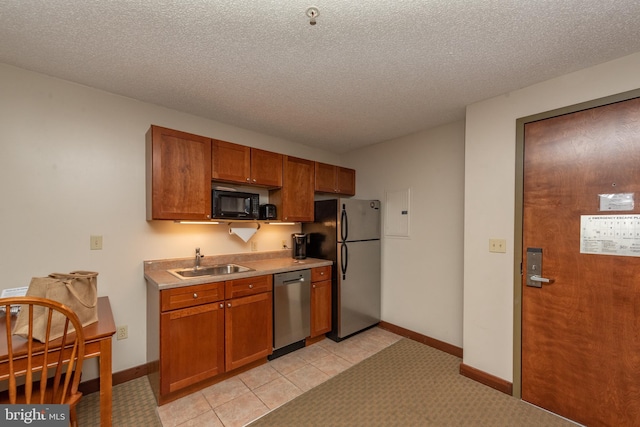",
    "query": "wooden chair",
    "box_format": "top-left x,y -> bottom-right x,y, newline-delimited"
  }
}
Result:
0,296 -> 85,427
